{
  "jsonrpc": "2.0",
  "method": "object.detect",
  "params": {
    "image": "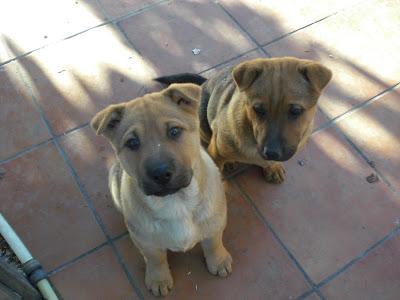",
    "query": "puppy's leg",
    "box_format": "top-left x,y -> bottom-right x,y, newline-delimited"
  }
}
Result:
207,133 -> 226,170
262,161 -> 286,184
201,231 -> 232,277
131,235 -> 173,297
